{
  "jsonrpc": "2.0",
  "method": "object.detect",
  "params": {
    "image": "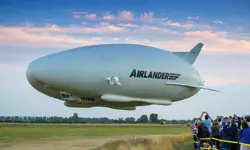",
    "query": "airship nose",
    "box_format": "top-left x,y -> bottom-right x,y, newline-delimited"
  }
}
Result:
26,57 -> 50,86
26,59 -> 37,85
26,55 -> 65,89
